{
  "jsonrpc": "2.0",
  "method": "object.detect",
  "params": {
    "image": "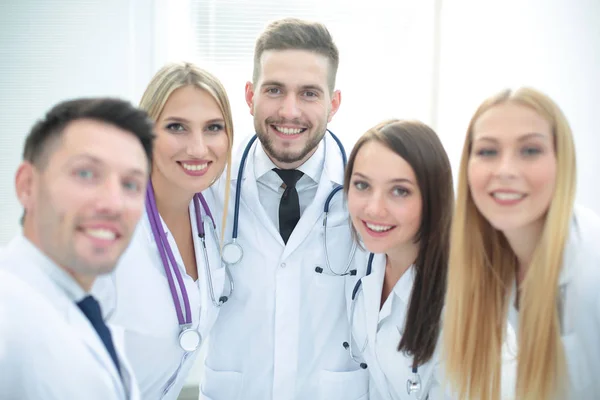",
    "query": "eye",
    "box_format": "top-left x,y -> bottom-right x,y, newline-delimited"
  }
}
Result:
352,180 -> 369,191
122,180 -> 141,193
521,146 -> 542,156
392,187 -> 410,197
206,123 -> 225,133
475,148 -> 497,157
266,87 -> 281,95
303,91 -> 319,99
75,168 -> 95,180
166,123 -> 186,133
